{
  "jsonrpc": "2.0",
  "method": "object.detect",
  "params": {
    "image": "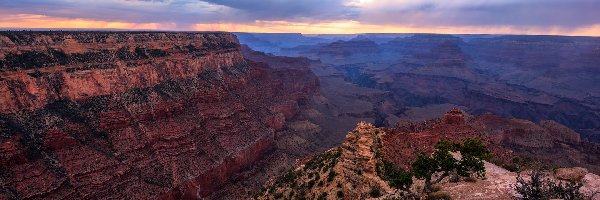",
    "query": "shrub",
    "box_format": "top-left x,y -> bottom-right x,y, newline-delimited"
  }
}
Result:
381,161 -> 413,190
317,192 -> 328,200
370,186 -> 382,198
304,150 -> 341,170
273,192 -> 284,199
515,170 -> 587,200
337,190 -> 344,198
328,171 -> 336,182
307,179 -> 315,188
275,170 -> 297,186
460,138 -> 490,159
